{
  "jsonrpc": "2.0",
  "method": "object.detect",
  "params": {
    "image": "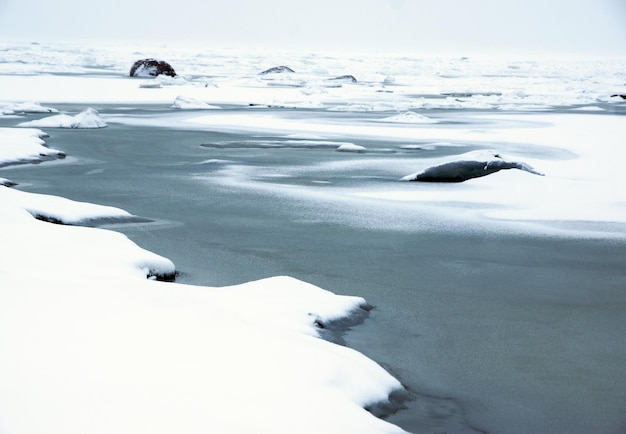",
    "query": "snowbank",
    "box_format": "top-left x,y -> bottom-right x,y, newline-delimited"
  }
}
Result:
0,129 -> 407,433
0,186 -> 136,225
17,107 -> 107,128
0,127 -> 65,166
